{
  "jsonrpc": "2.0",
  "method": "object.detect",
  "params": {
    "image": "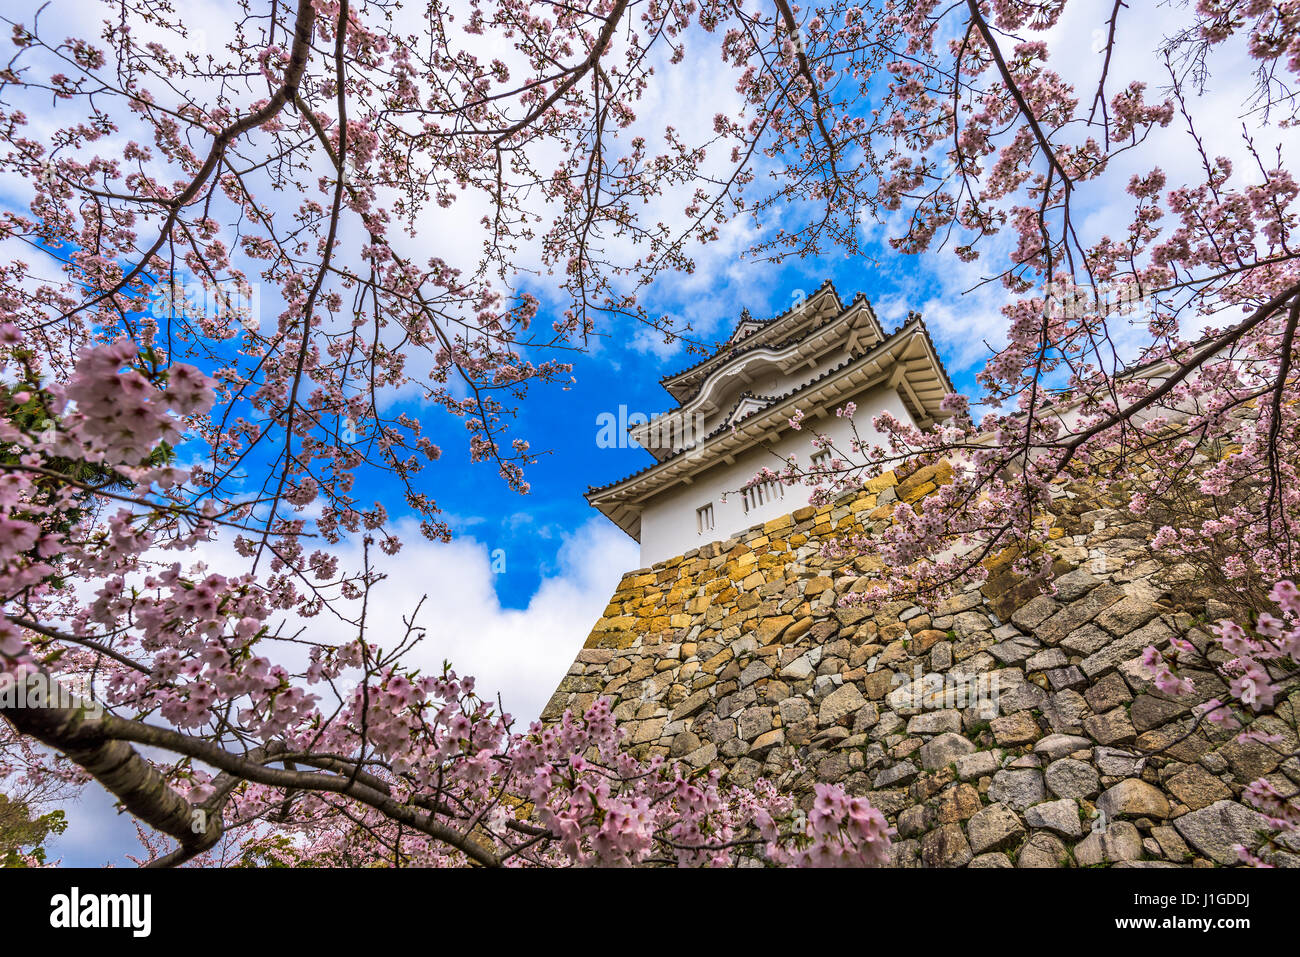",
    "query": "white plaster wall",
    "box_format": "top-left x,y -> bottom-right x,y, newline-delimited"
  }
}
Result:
637,382 -> 917,565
